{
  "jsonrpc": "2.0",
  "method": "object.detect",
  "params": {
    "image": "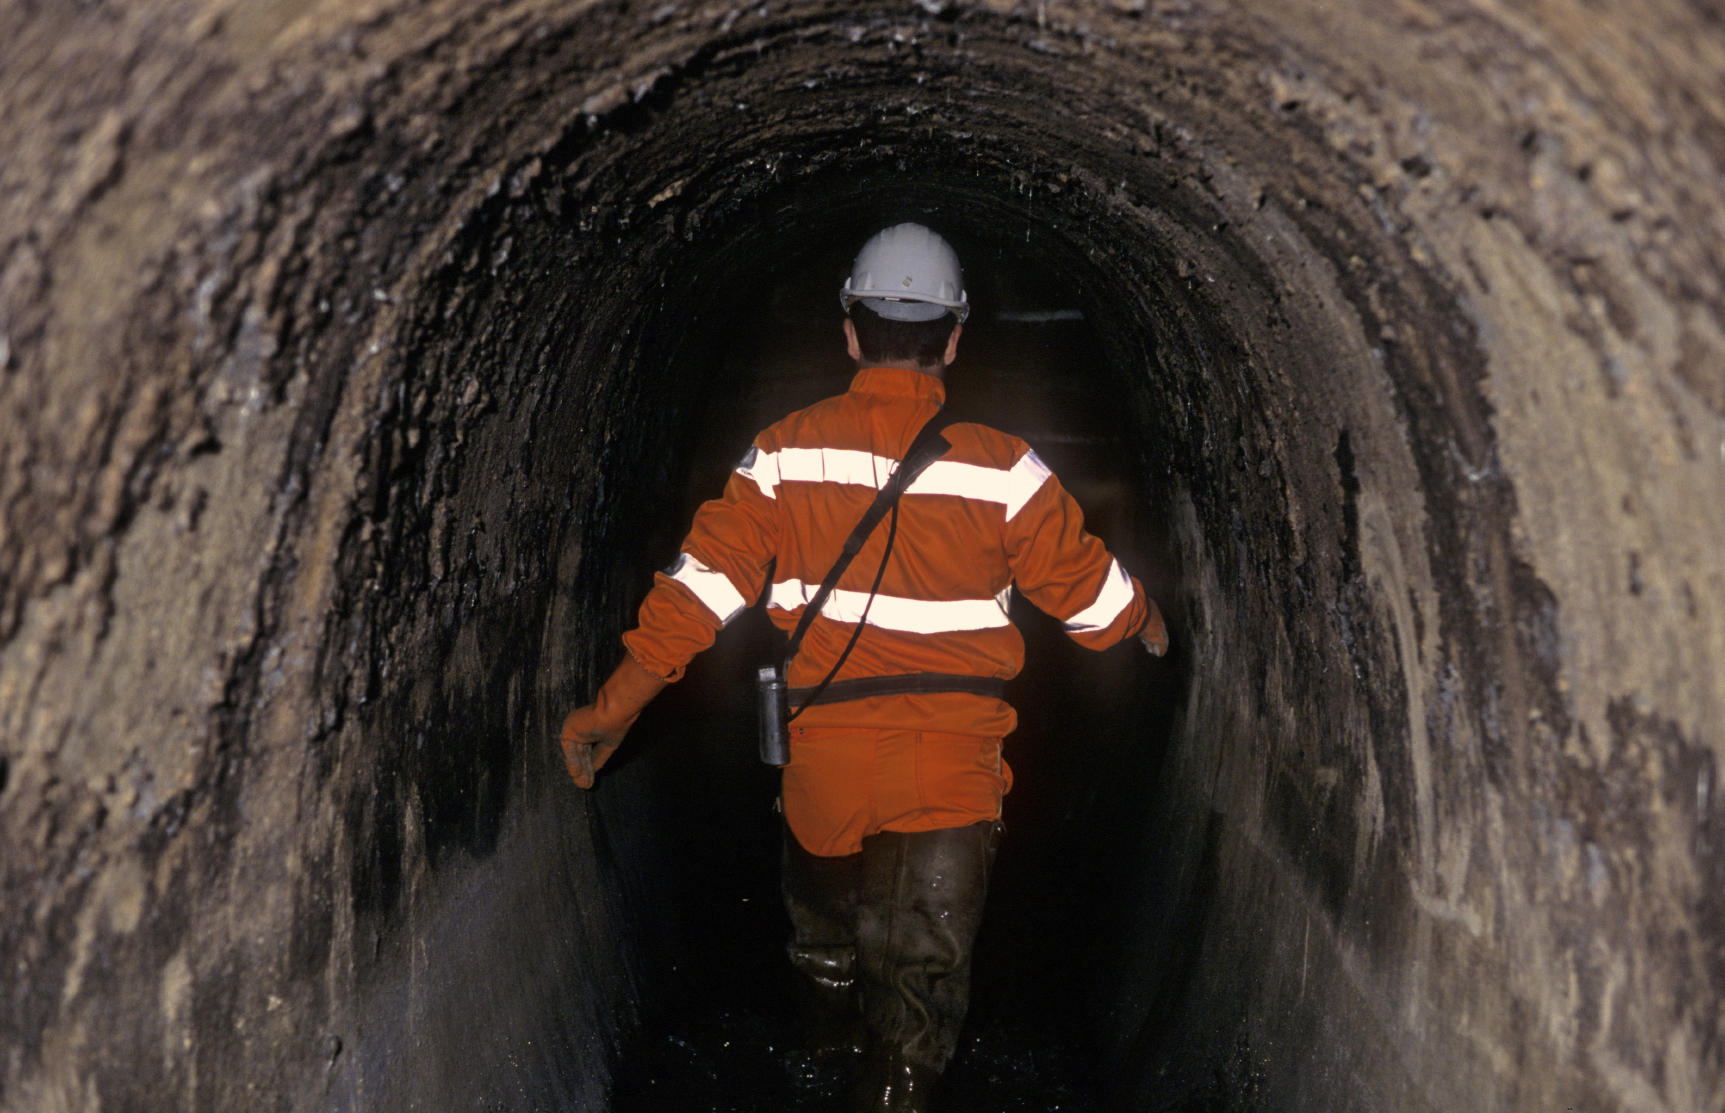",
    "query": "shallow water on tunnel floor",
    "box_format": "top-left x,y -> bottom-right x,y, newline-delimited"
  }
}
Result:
599,692 -> 1157,1111
614,1013 -> 1103,1111
602,760 -> 1107,1112
602,238 -> 1177,1112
